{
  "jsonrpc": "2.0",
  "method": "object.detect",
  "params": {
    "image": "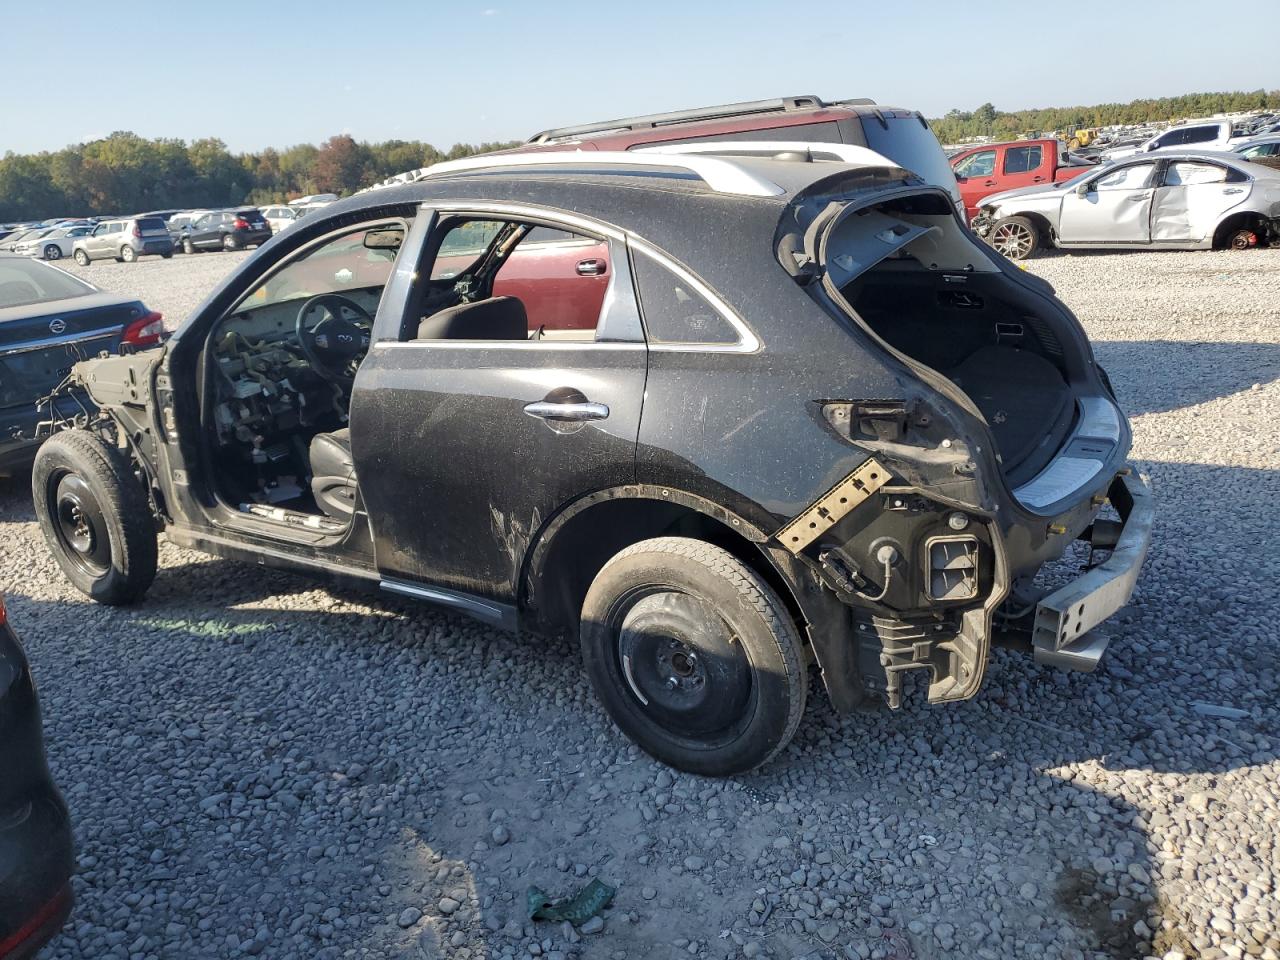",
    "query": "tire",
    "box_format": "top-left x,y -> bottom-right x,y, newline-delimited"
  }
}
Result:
222,234 -> 239,251
121,245 -> 136,263
182,238 -> 195,255
73,249 -> 90,266
161,251 -> 173,259
579,536 -> 807,776
43,244 -> 61,261
990,215 -> 1040,260
32,430 -> 158,605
